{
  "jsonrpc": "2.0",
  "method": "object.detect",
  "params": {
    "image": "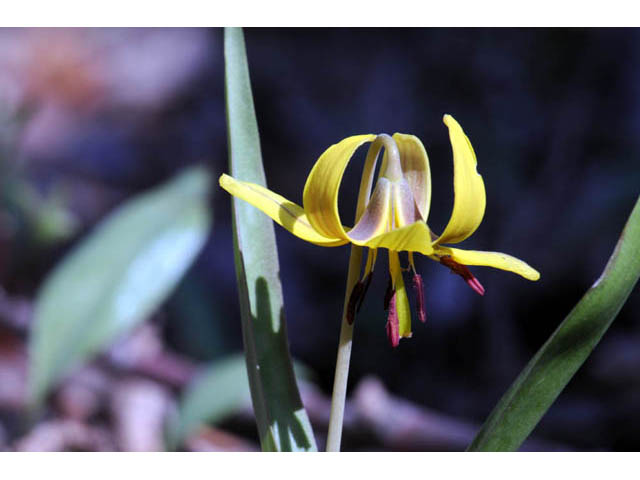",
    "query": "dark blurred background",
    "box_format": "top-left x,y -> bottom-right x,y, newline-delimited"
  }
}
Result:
0,28 -> 639,451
